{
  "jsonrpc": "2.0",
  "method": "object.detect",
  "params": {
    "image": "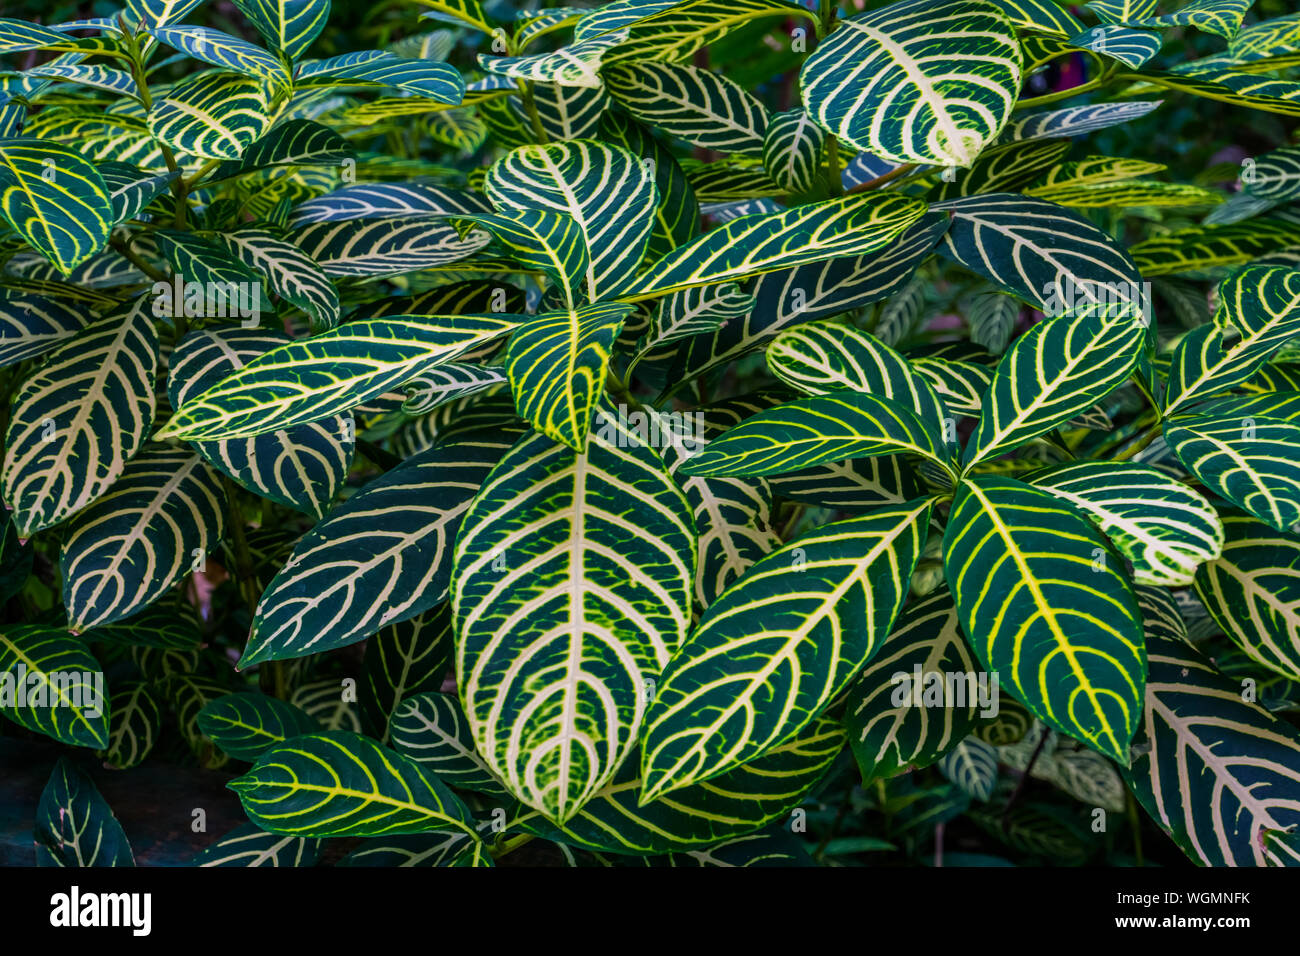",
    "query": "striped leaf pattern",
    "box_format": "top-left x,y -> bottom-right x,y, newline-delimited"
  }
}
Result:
214,228 -> 341,330
1195,514 -> 1300,683
1066,25 -> 1161,69
485,141 -> 656,301
761,109 -> 826,195
289,183 -> 489,225
360,607 -> 453,740
933,140 -> 1071,203
389,692 -> 507,795
148,74 -> 271,160
1163,265 -> 1300,416
232,0 -> 329,60
2,301 -> 157,537
1147,0 -> 1254,39
1001,100 -> 1162,142
934,194 -> 1144,315
479,30 -> 629,88
800,0 -> 1022,166
168,329 -> 353,516
197,692 -> 322,761
765,321 -> 950,444
402,364 -> 506,415
34,759 -> 133,866
1247,144 -> 1300,202
963,313 -> 1146,468
228,731 -> 476,837
845,590 -> 984,782
518,716 -> 844,855
192,823 -> 321,867
0,625 -> 107,747
939,737 -> 999,801
1029,461 -> 1224,587
661,415 -> 780,609
641,283 -> 754,354
292,218 -> 491,276
241,435 -> 510,667
0,290 -> 85,366
451,209 -> 589,306
680,391 -> 952,479
912,358 -> 993,418
452,423 -> 695,824
338,830 -> 487,867
623,193 -> 928,299
414,0 -> 494,34
505,303 -> 633,450
213,119 -> 353,178
101,681 -> 162,770
1165,409 -> 1300,531
604,62 -> 769,155
1124,624 -> 1300,866
158,315 -> 517,441
0,139 -> 114,272
943,476 -> 1146,763
666,212 -> 949,383
151,26 -> 292,86
597,110 -> 698,261
640,499 -> 932,800
61,446 -> 225,631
